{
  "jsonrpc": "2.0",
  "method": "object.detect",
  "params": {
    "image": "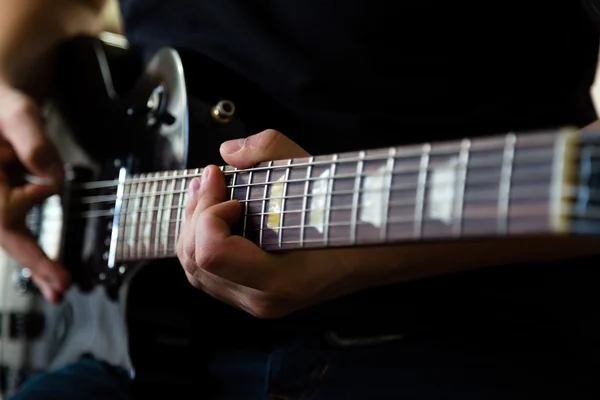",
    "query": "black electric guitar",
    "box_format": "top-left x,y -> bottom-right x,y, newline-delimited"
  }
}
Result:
17,35 -> 600,298
1,33 -> 600,397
